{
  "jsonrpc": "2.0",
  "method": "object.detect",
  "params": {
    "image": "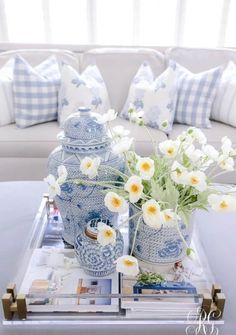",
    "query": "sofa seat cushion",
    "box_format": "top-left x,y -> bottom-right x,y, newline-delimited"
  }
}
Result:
0,121 -> 60,158
169,122 -> 236,148
81,48 -> 166,113
0,118 -> 167,159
